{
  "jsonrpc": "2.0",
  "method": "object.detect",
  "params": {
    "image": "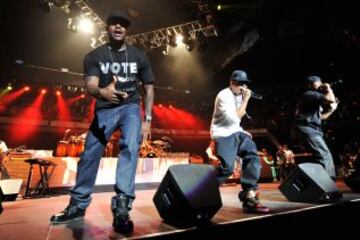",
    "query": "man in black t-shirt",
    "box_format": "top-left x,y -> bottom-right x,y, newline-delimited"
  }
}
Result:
292,76 -> 338,179
50,10 -> 155,234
